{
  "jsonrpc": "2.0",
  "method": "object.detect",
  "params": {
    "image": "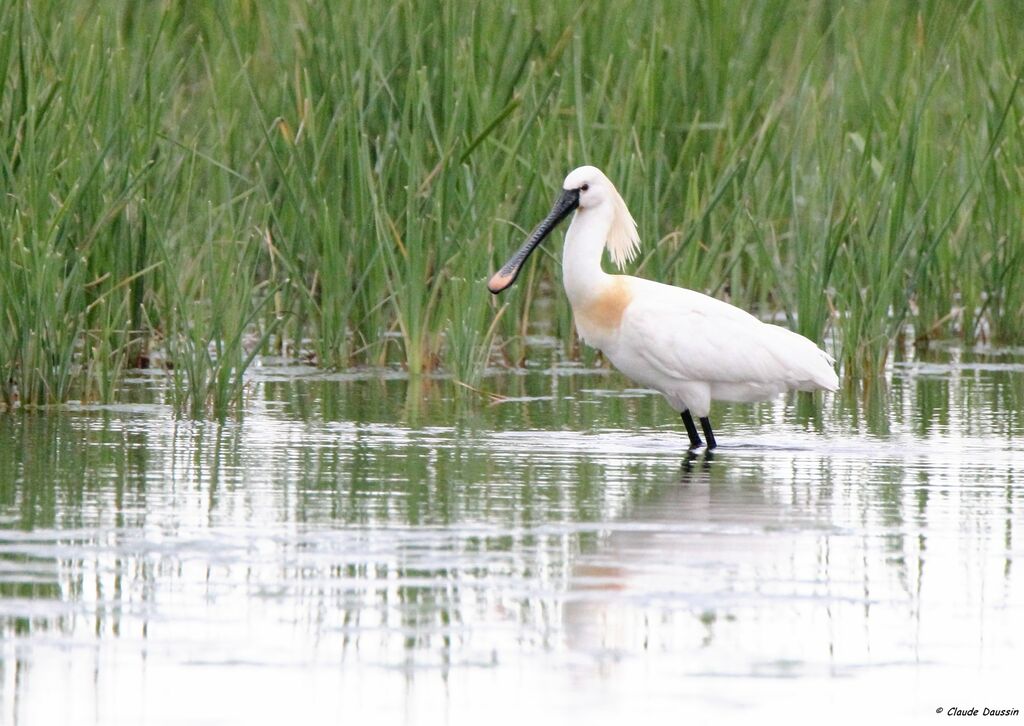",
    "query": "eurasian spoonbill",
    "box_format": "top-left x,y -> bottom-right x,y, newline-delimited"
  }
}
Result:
488,166 -> 839,449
